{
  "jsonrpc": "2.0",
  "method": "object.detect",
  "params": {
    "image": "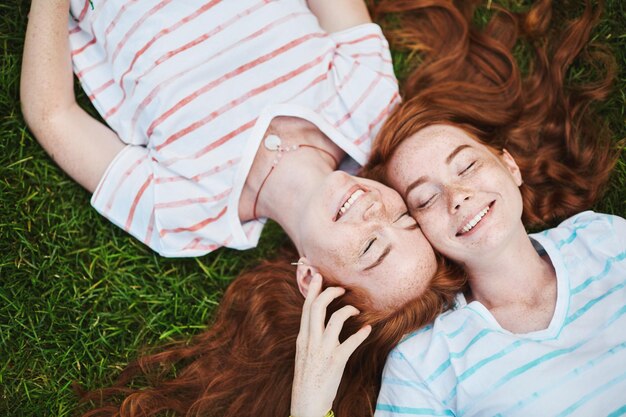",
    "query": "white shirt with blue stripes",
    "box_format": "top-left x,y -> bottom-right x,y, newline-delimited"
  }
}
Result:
376,211 -> 626,417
